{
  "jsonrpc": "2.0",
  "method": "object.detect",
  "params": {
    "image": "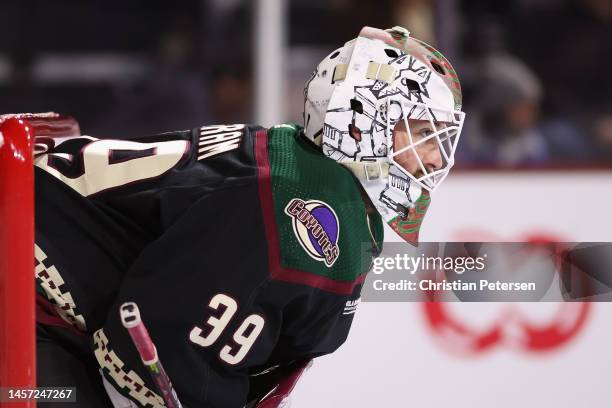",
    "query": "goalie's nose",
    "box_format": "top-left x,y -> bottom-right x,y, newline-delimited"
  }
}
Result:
423,143 -> 444,172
